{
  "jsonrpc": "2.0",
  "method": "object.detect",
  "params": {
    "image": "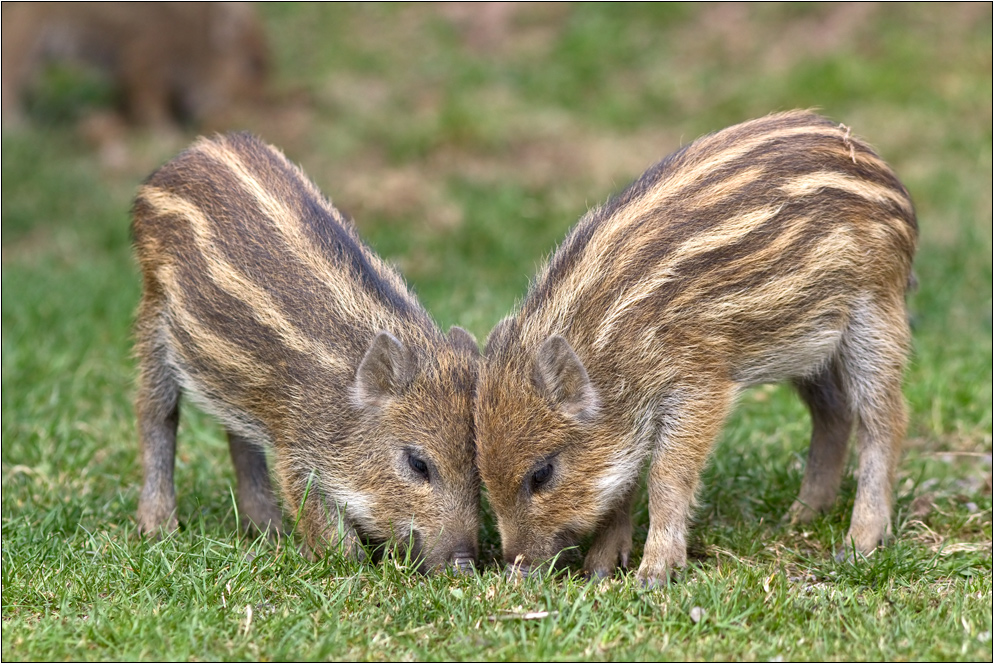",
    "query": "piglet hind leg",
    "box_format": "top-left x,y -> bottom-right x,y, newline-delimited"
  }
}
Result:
638,385 -> 736,586
788,361 -> 853,524
584,488 -> 636,579
837,296 -> 911,558
135,344 -> 181,536
227,431 -> 284,538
